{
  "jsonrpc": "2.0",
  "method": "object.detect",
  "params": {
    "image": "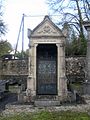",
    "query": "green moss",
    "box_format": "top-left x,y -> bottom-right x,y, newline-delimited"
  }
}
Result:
70,83 -> 82,91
